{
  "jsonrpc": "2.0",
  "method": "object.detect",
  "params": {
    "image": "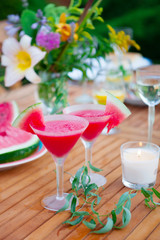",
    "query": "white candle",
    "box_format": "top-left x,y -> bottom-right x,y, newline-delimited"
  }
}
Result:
122,148 -> 159,184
